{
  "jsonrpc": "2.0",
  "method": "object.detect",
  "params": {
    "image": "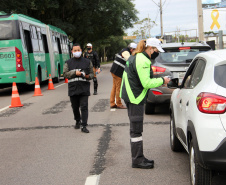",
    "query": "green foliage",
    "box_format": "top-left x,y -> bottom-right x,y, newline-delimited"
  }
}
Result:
2,0 -> 138,59
132,17 -> 157,39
